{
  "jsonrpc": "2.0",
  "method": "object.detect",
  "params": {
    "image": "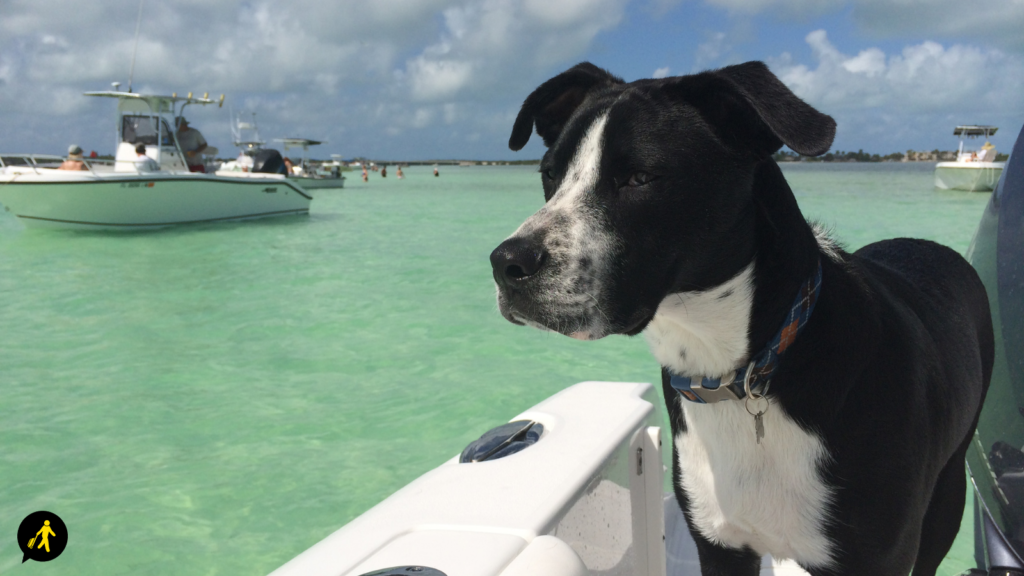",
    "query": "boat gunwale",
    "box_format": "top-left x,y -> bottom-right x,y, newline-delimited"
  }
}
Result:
0,171 -> 313,200
934,162 -> 1006,170
14,207 -> 309,228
